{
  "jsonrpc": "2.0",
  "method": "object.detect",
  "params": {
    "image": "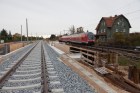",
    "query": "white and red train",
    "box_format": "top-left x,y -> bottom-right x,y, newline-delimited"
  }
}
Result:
59,32 -> 95,45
